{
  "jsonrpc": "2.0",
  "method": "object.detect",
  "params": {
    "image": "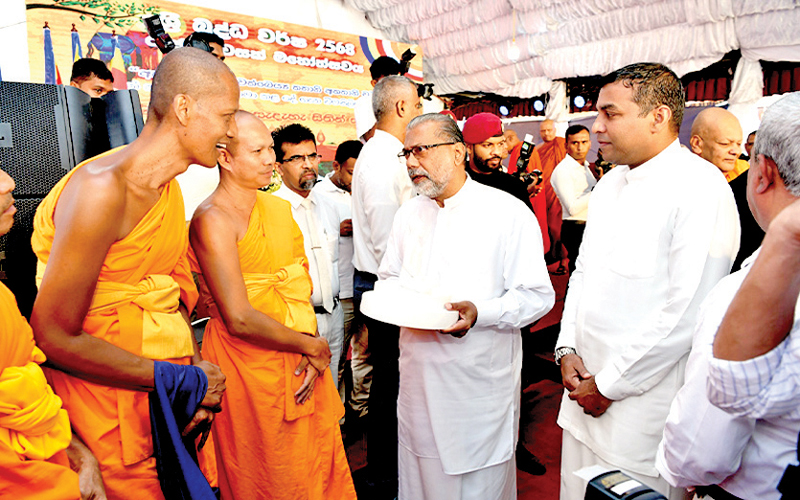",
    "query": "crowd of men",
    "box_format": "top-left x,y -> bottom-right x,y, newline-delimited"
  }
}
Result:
1,42 -> 799,500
